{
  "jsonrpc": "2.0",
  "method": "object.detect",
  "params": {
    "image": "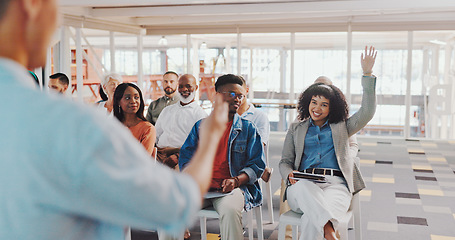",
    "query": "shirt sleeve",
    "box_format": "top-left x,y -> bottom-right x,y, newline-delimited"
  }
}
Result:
252,111 -> 270,144
179,120 -> 201,170
63,110 -> 201,234
155,106 -> 167,143
146,100 -> 156,124
239,121 -> 266,184
140,122 -> 156,155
